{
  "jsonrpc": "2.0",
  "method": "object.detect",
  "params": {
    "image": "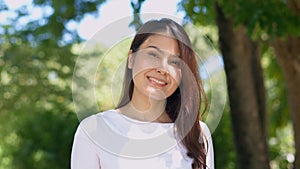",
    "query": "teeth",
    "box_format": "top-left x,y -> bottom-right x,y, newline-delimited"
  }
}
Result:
149,77 -> 166,85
